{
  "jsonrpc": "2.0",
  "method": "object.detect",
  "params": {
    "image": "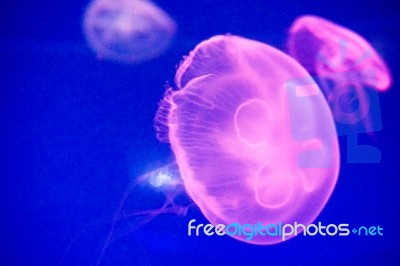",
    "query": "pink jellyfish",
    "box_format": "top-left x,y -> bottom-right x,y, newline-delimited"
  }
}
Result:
286,15 -> 391,92
83,0 -> 176,63
155,35 -> 340,244
286,15 -> 392,163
